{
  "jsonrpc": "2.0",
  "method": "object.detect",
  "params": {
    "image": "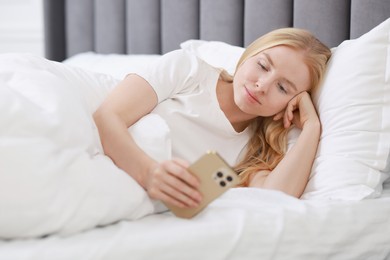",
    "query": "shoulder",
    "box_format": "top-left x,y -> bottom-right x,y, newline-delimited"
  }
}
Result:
135,49 -> 218,101
151,49 -> 219,87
